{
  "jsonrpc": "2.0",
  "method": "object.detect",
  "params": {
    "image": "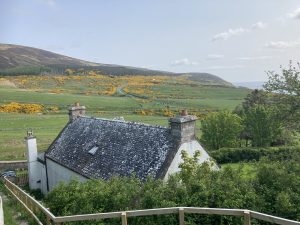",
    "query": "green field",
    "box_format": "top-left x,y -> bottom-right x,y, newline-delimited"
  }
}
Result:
0,75 -> 250,160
